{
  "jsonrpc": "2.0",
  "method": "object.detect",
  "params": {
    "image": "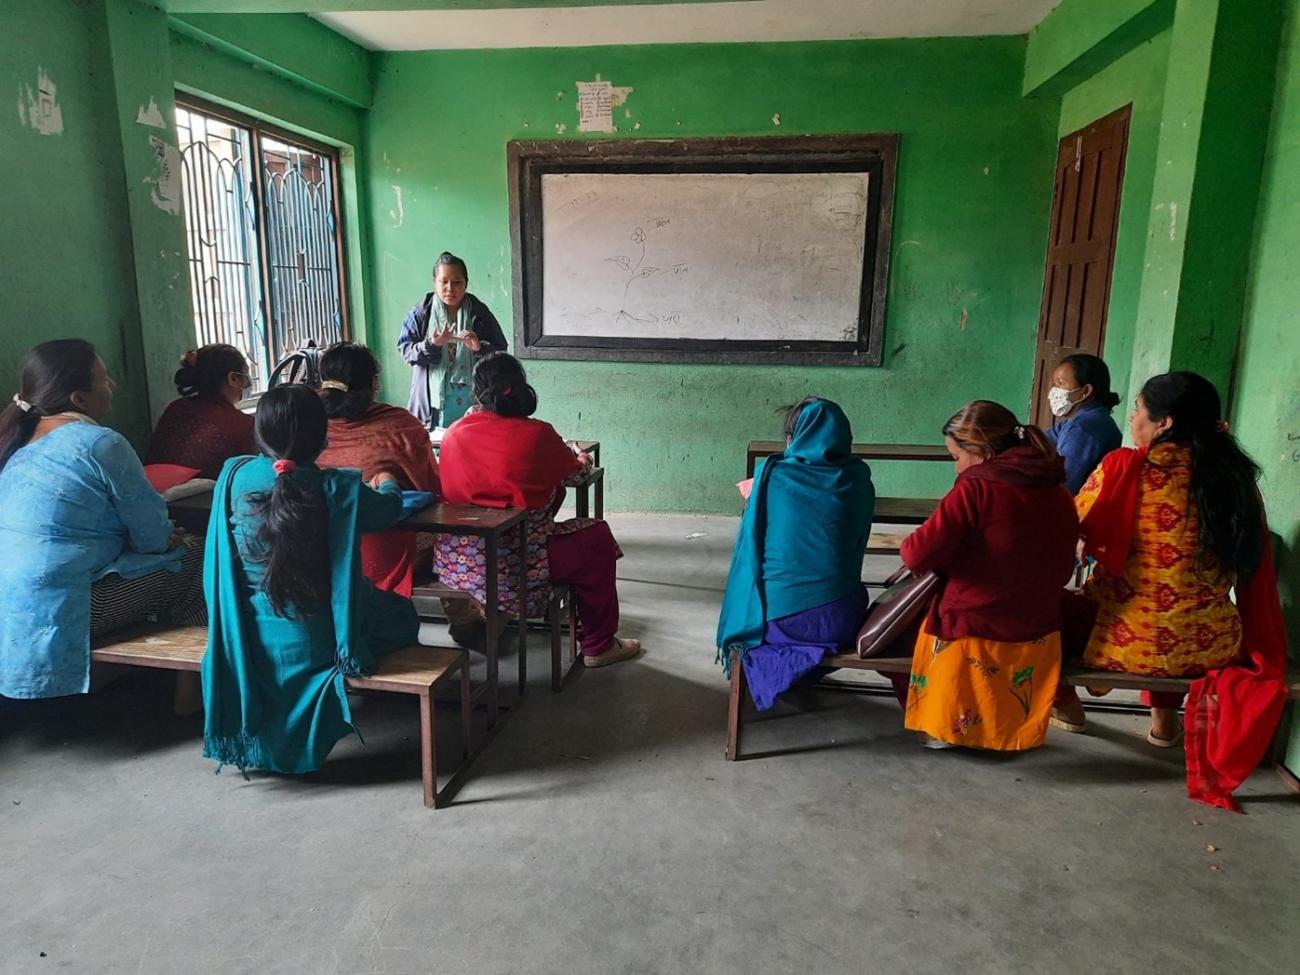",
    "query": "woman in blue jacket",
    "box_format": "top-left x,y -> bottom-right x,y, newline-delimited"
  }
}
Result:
1044,353 -> 1123,493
